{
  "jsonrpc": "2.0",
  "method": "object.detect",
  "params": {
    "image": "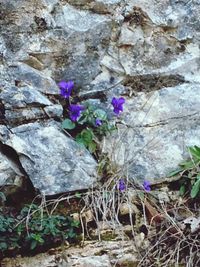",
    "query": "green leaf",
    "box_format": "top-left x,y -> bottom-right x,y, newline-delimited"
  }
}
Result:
88,142 -> 96,153
179,160 -> 195,170
75,134 -> 85,148
196,173 -> 200,180
94,109 -> 107,120
30,240 -> 37,250
191,179 -> 200,198
179,185 -> 186,196
168,169 -> 182,177
188,146 -> 200,161
75,192 -> 81,198
0,242 -> 8,250
62,119 -> 75,130
77,115 -> 87,125
81,129 -> 93,145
